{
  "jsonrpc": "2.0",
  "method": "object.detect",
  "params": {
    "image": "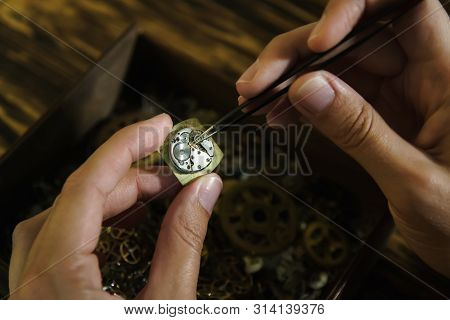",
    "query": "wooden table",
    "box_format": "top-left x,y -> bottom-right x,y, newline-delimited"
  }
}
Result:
0,0 -> 326,157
